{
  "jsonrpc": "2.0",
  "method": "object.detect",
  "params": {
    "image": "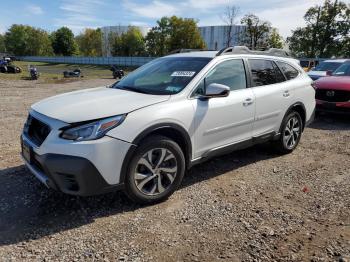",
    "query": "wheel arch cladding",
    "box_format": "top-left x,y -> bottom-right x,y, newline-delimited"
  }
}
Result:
119,123 -> 192,184
287,102 -> 306,131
